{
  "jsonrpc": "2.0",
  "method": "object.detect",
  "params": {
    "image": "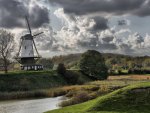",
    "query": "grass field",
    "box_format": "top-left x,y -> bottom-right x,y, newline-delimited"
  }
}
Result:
46,82 -> 150,113
108,75 -> 150,80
